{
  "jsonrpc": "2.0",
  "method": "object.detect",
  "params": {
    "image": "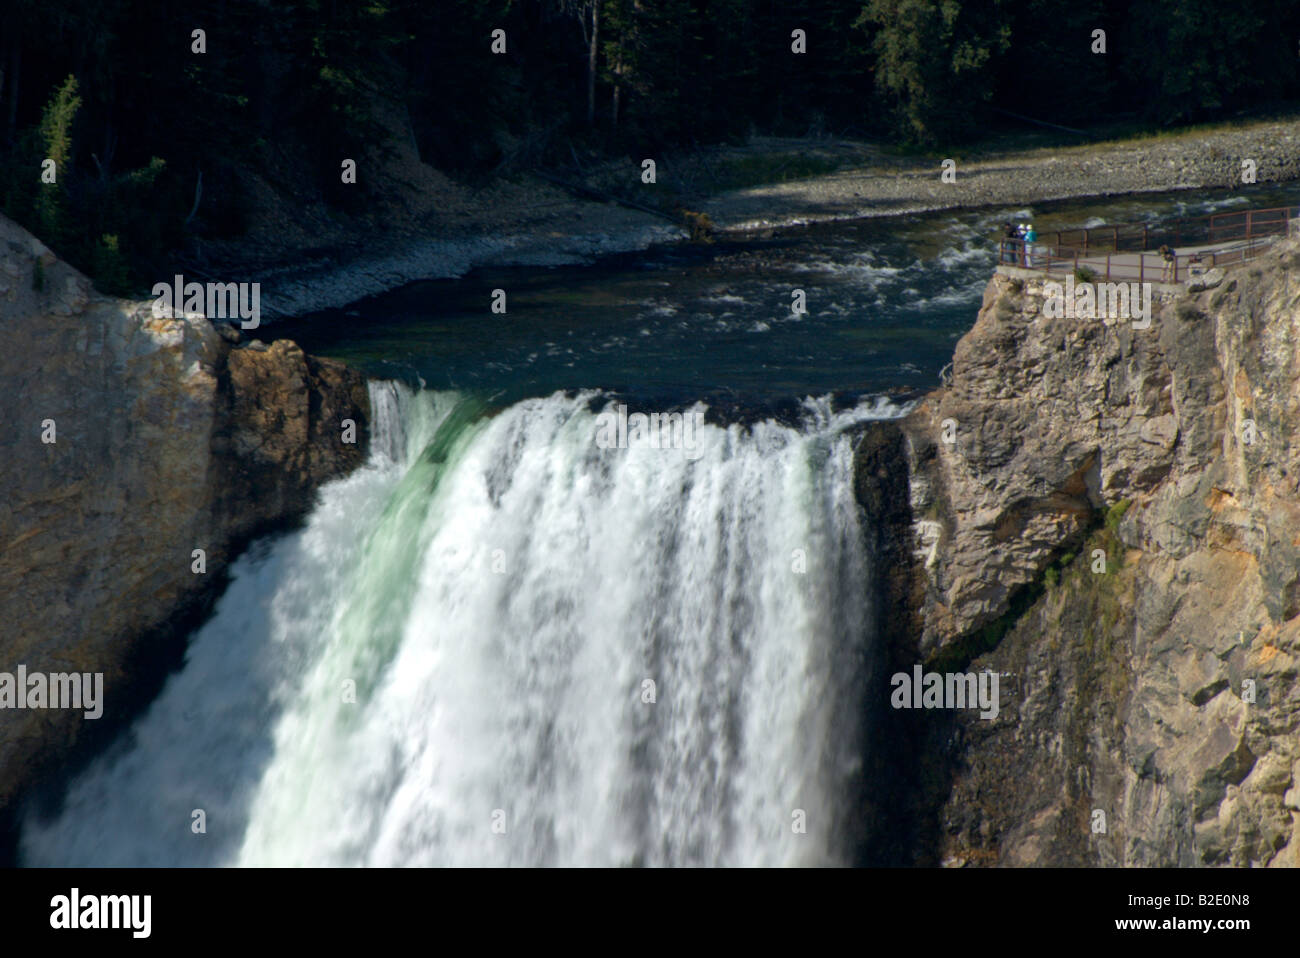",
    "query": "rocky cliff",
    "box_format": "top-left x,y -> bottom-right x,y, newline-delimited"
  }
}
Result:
863,240 -> 1300,866
0,215 -> 369,818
